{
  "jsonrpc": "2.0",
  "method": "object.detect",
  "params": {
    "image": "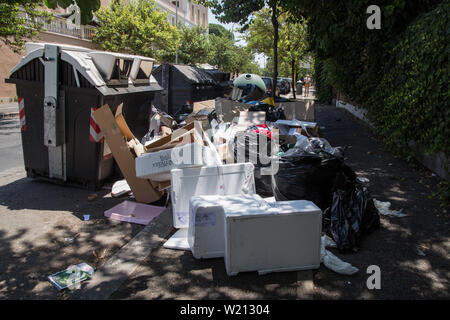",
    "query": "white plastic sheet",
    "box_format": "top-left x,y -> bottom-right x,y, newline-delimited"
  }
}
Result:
373,199 -> 407,217
320,235 -> 359,275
